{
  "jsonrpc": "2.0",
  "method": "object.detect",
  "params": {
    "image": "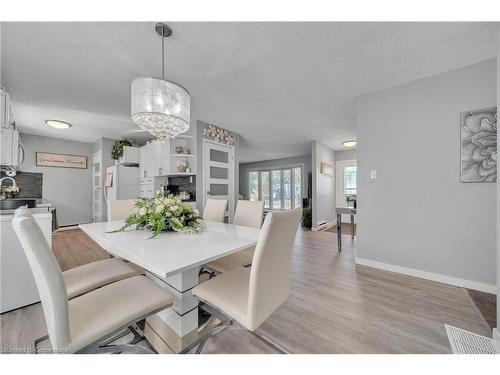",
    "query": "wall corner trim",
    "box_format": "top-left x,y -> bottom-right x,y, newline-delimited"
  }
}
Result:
355,257 -> 497,294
